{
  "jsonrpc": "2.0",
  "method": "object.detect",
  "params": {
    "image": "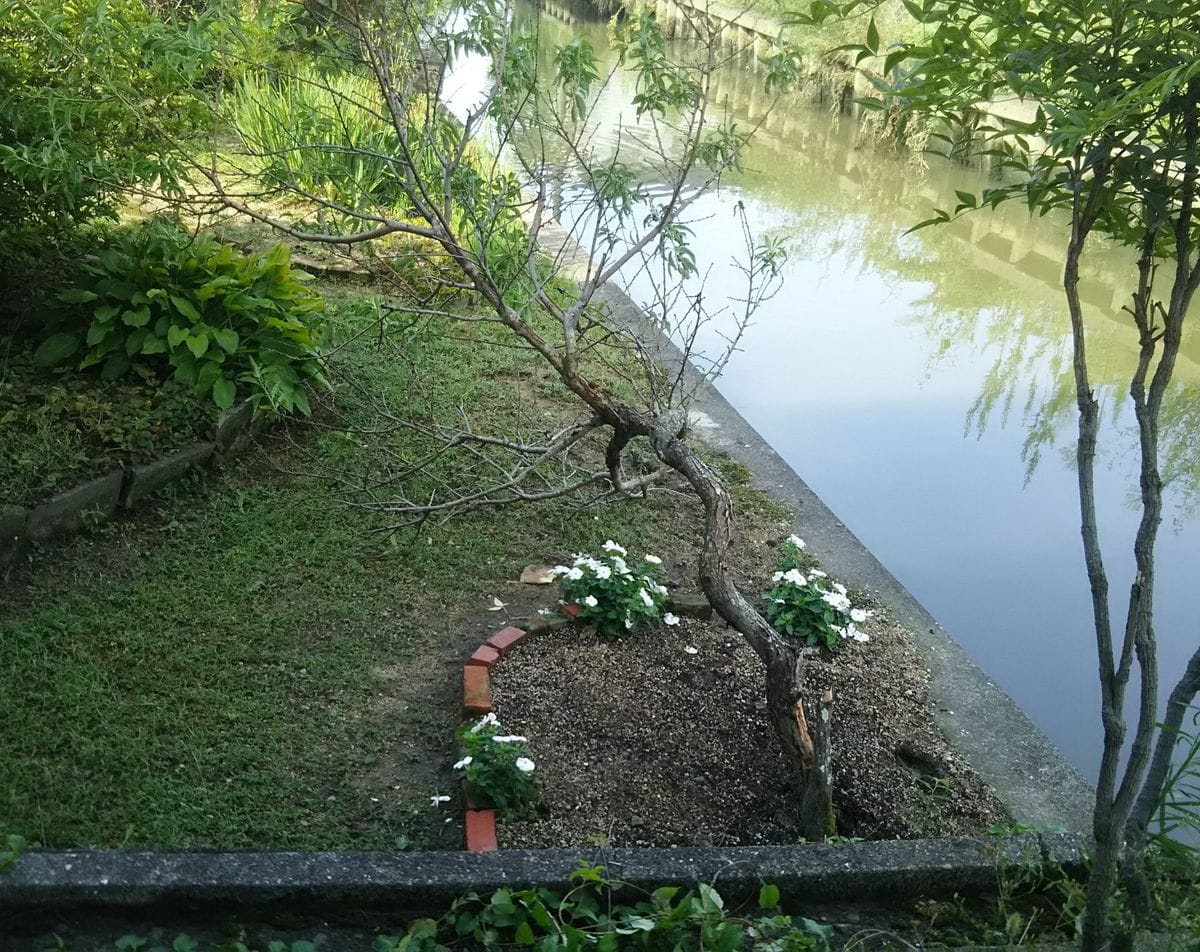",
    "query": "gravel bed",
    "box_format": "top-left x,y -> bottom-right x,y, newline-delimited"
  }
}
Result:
492,611 -> 1005,848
